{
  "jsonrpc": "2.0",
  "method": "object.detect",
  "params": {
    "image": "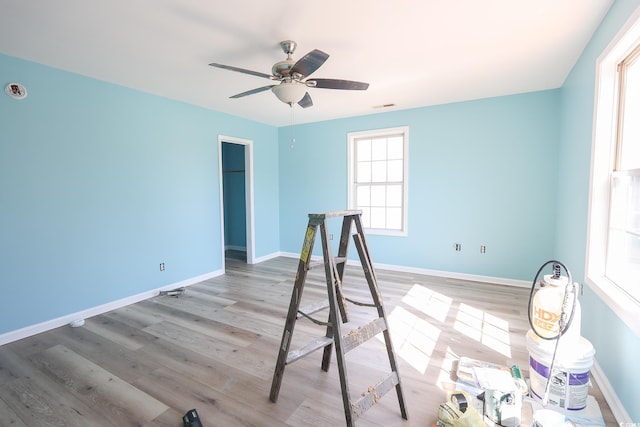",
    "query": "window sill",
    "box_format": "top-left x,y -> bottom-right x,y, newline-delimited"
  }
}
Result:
364,228 -> 407,237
